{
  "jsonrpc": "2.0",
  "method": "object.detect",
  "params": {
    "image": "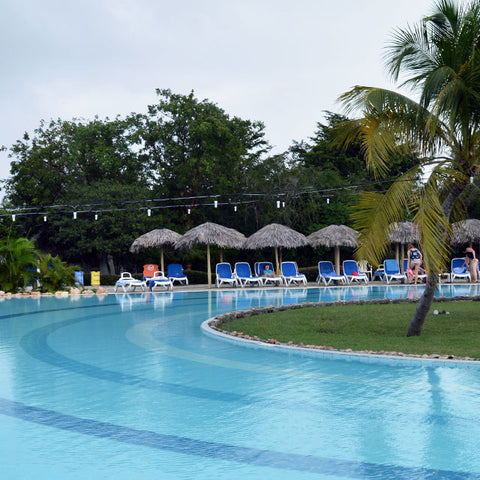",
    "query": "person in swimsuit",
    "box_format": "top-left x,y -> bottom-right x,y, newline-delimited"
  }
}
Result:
464,244 -> 479,282
407,243 -> 423,285
262,264 -> 276,277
